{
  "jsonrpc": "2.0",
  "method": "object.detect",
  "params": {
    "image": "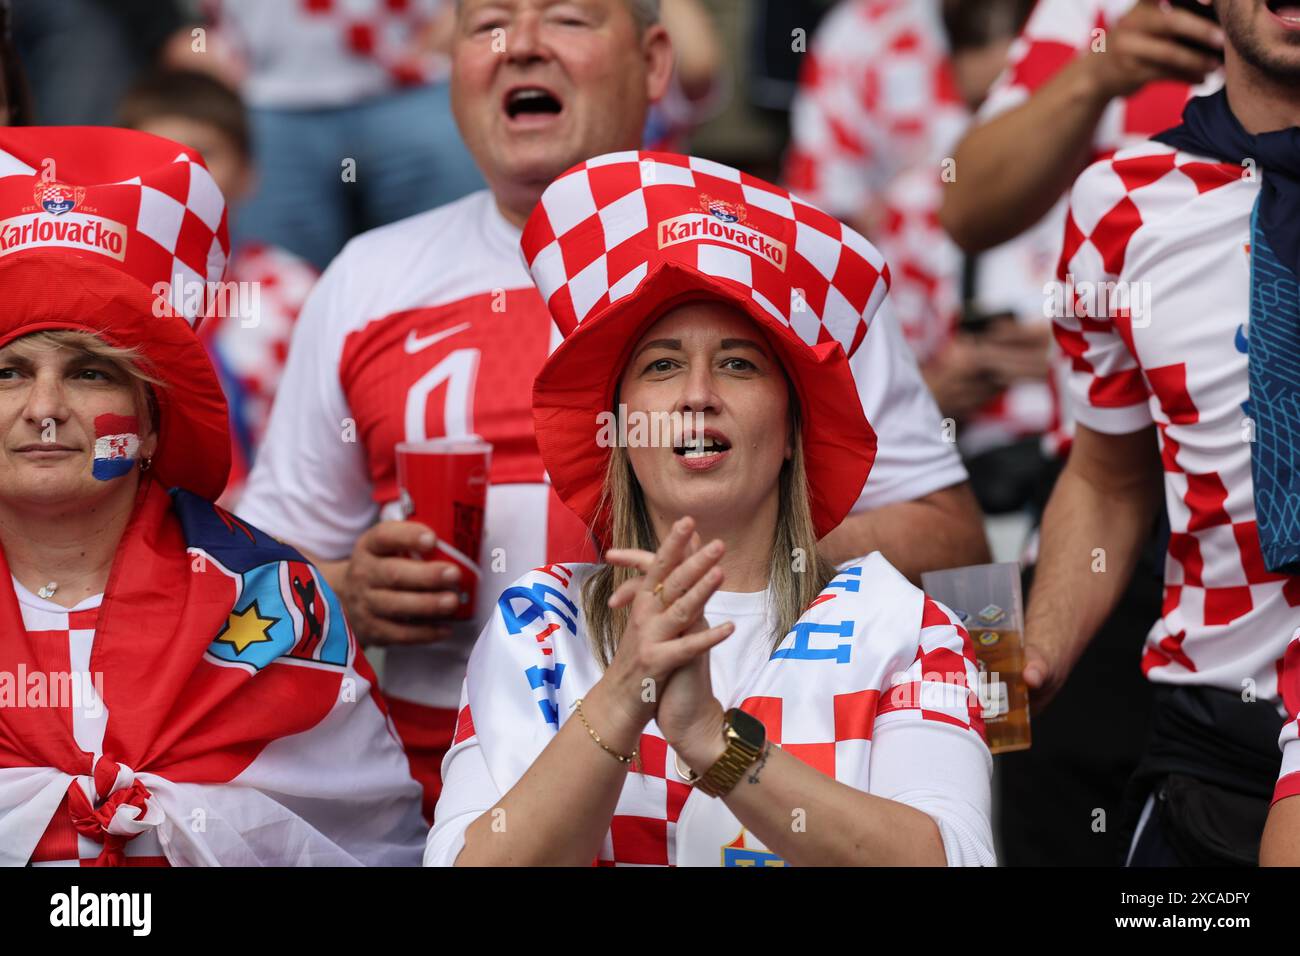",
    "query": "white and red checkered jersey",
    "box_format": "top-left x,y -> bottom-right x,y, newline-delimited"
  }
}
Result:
209,0 -> 452,109
6,576 -> 423,866
201,242 -> 319,509
784,0 -> 967,222
238,188 -> 968,718
978,0 -> 1224,458
425,555 -> 994,866
1056,140 -> 1300,698
1275,632 -> 1300,804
